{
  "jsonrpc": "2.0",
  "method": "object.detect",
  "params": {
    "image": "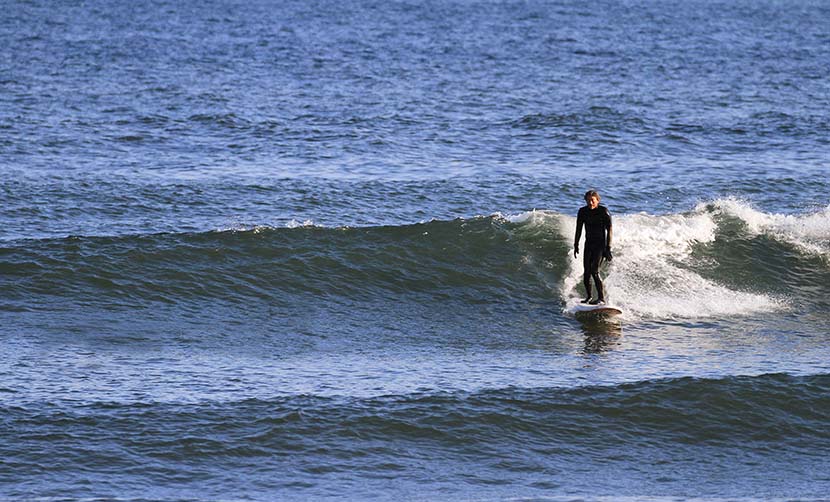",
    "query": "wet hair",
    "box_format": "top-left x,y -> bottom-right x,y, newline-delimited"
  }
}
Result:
584,190 -> 600,202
